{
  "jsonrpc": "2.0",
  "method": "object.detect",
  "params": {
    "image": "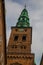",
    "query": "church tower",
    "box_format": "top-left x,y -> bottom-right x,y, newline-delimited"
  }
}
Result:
7,6 -> 35,65
0,0 -> 6,65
